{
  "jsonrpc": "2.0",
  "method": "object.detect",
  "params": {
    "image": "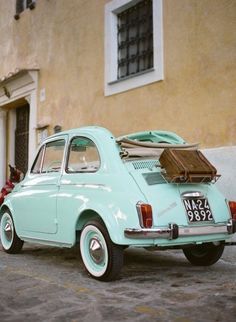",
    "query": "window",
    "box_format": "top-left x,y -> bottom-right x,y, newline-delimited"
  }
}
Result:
31,146 -> 44,174
105,0 -> 163,96
14,0 -> 36,20
66,137 -> 100,173
31,140 -> 65,174
117,0 -> 153,79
